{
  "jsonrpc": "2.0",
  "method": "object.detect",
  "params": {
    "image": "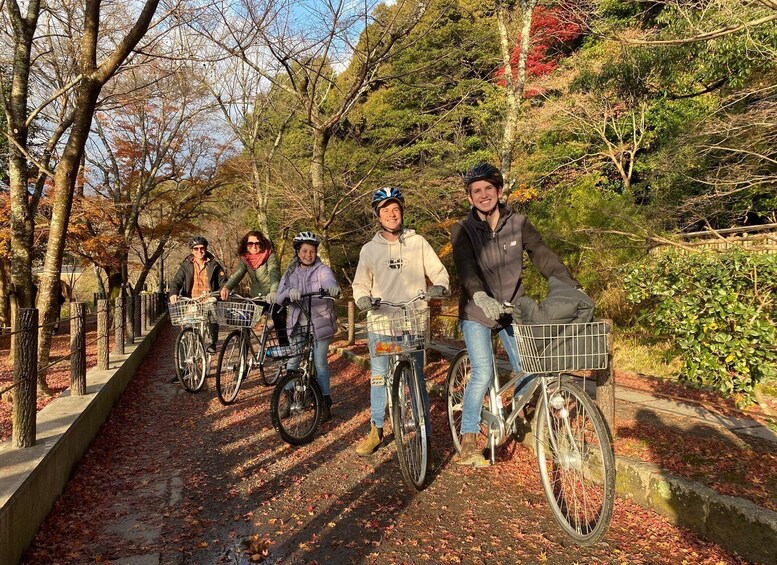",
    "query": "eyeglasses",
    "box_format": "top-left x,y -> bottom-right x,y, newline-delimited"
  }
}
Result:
247,241 -> 261,248
192,246 -> 206,252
